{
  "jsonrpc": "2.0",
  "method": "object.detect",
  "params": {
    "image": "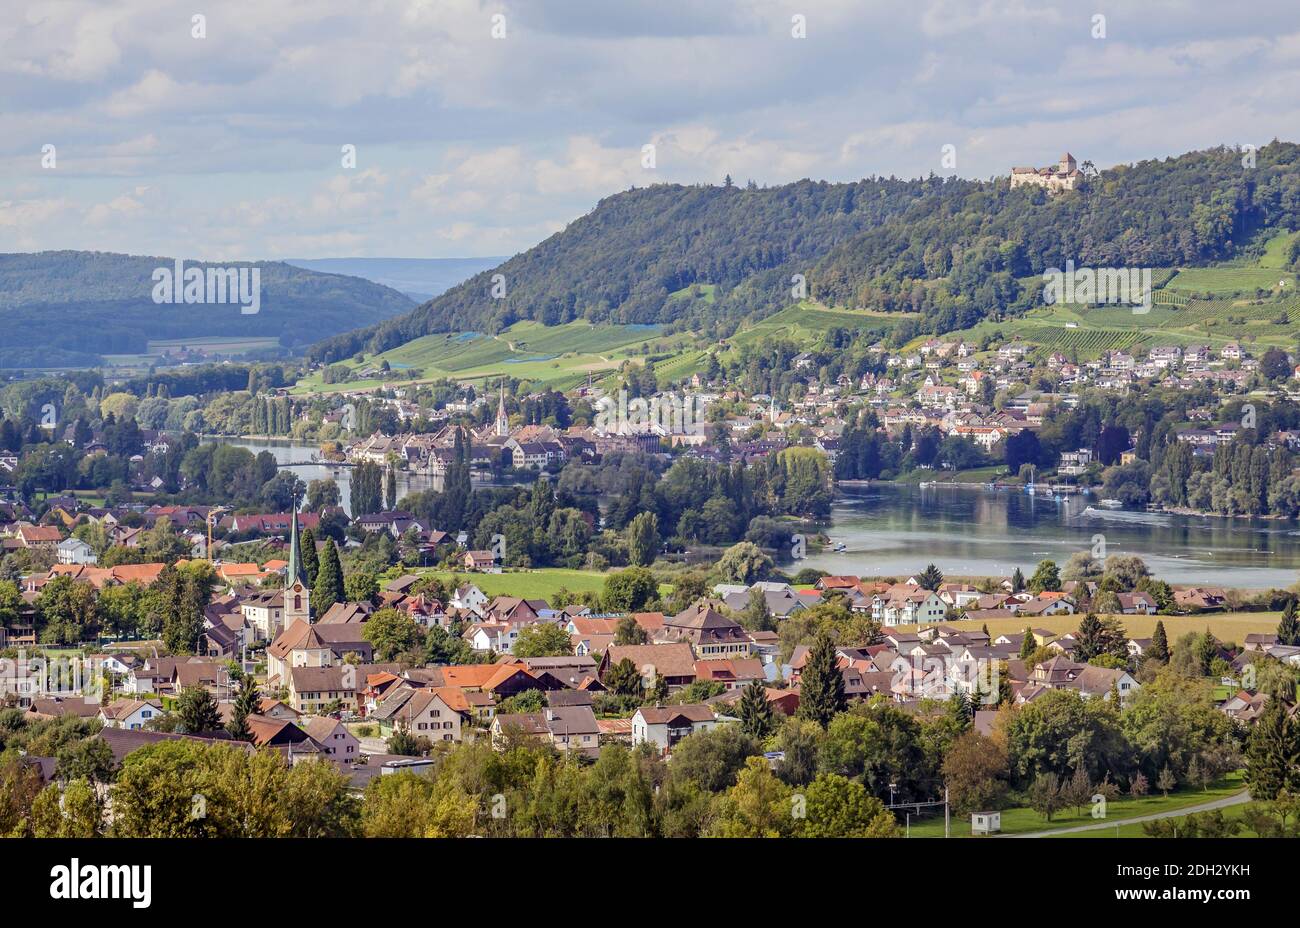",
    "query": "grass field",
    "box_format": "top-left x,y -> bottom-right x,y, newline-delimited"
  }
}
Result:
415,567 -> 611,599
1071,798 -> 1259,837
894,610 -> 1281,645
890,465 -> 1006,485
908,773 -> 1246,838
293,320 -> 670,394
